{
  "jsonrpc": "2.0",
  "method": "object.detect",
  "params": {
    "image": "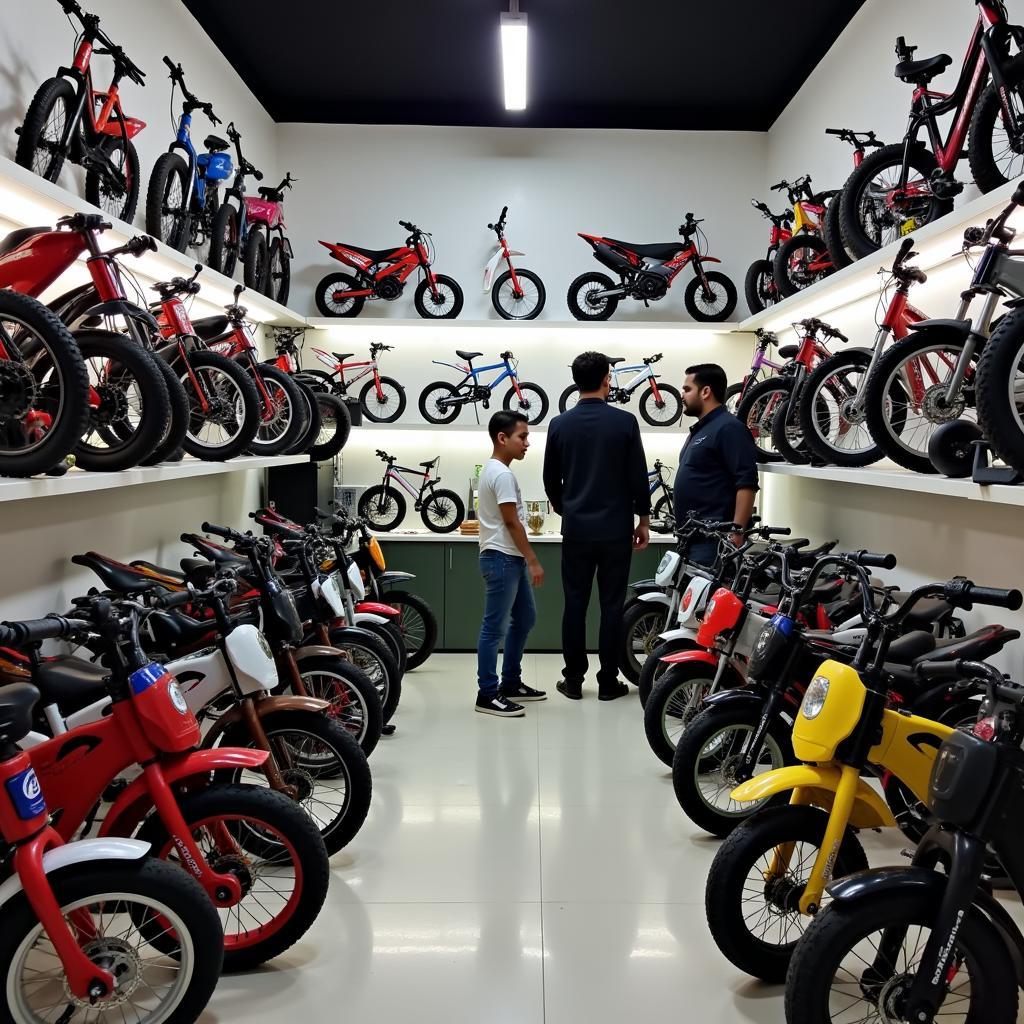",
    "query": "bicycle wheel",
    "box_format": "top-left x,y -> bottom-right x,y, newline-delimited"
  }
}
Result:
358,485 -> 407,531
414,275 -> 463,319
769,399 -> 810,465
773,234 -> 831,298
359,375 -> 407,423
140,353 -> 190,466
492,268 -> 545,319
307,392 -> 351,461
620,601 -> 668,683
639,383 -> 682,425
743,259 -> 775,315
418,381 -> 461,424
85,135 -> 140,224
178,350 -> 260,461
244,226 -> 269,293
146,152 -> 191,250
558,384 -> 581,413
643,663 -> 714,766
381,590 -> 438,670
725,381 -> 743,415
975,309 -> 1024,474
968,51 -> 1024,193
288,382 -> 322,455
567,272 -> 618,321
246,364 -> 307,457
502,382 -> 548,425
314,272 -> 365,318
420,488 -> 465,533
15,77 -> 75,182
267,235 -> 291,304
735,377 -> 792,463
684,270 -> 737,322
296,652 -> 384,756
208,203 -> 238,277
